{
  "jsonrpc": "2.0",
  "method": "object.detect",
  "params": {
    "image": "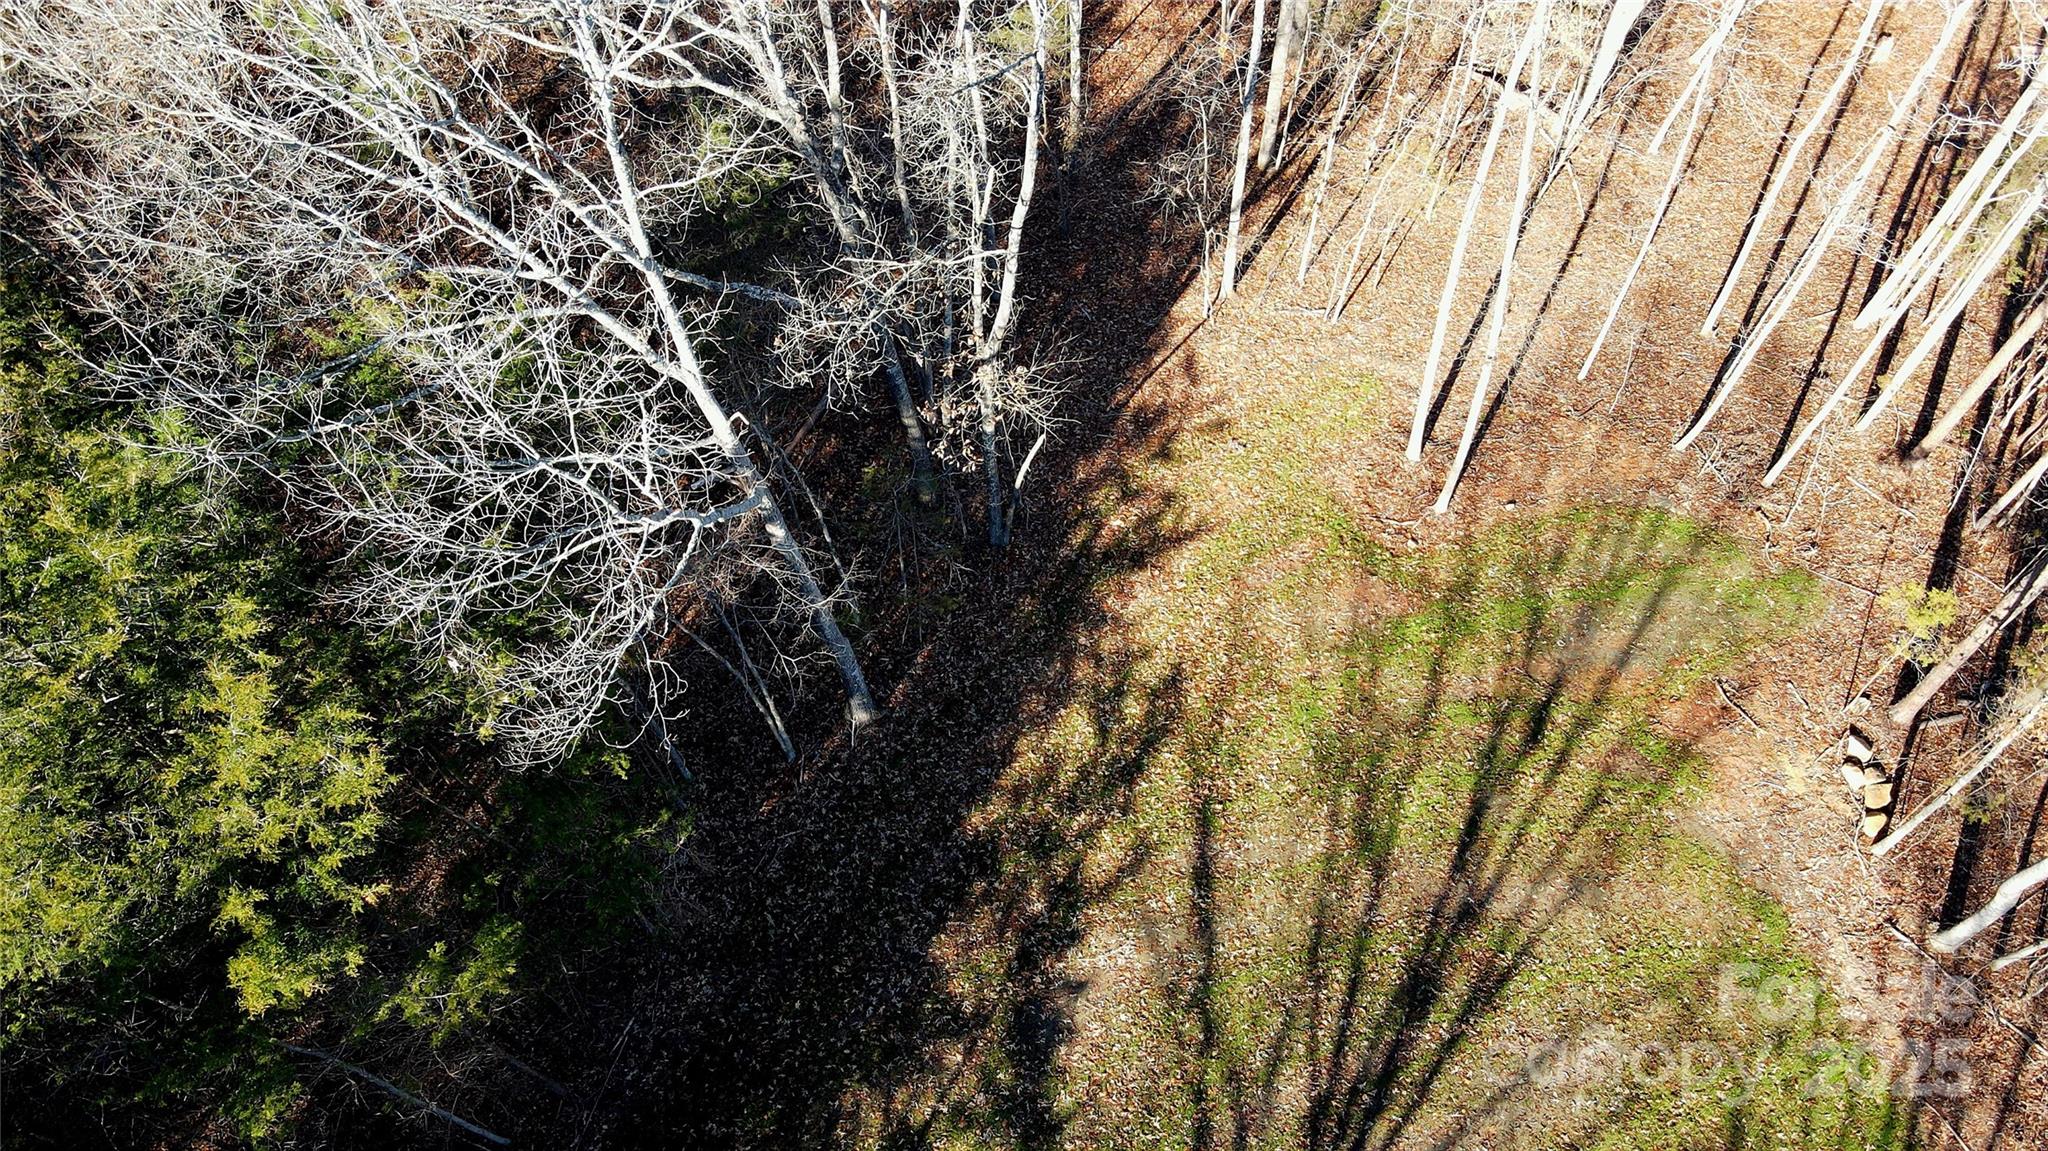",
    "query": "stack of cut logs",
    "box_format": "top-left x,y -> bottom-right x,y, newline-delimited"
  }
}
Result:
1840,727 -> 1892,840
